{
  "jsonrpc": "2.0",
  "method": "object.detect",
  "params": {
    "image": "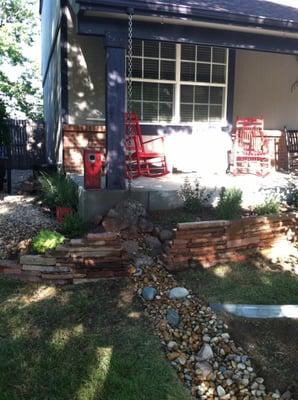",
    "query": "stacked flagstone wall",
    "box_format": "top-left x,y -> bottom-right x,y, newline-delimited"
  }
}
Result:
164,213 -> 298,270
0,232 -> 130,285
